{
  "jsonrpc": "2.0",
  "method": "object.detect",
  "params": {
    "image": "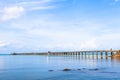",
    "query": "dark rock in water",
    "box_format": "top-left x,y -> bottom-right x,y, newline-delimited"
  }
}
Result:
100,71 -> 117,73
63,68 -> 71,71
48,70 -> 54,72
89,68 -> 99,71
95,68 -> 99,70
77,69 -> 81,71
82,68 -> 86,69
